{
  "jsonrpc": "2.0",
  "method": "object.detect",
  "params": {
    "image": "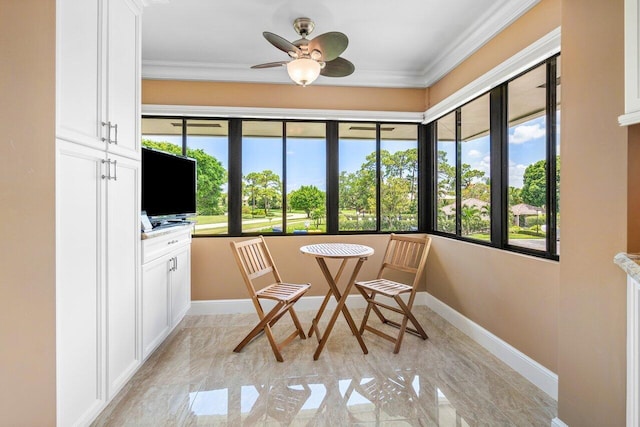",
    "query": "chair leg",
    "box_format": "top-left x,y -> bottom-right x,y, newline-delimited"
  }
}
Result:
288,306 -> 306,339
357,287 -> 375,335
263,322 -> 284,362
395,296 -> 428,340
234,301 -> 285,358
